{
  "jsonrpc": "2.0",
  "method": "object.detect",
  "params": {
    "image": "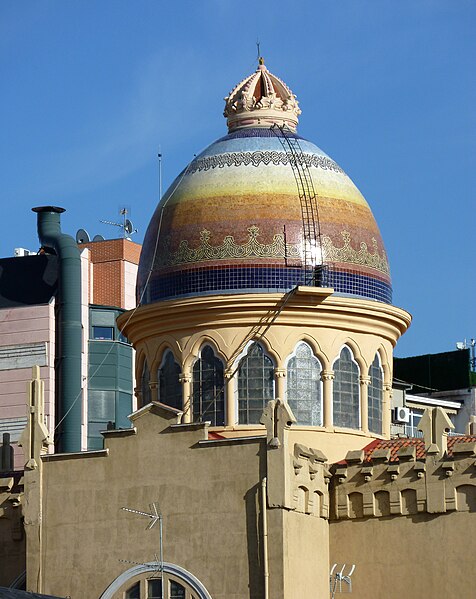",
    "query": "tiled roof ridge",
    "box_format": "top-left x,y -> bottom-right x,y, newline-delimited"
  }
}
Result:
360,435 -> 476,463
